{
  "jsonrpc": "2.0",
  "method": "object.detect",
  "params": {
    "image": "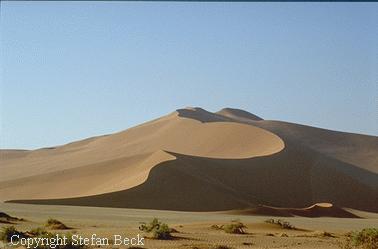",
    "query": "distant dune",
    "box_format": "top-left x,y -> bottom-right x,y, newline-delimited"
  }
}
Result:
227,203 -> 361,218
1,107 -> 377,215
